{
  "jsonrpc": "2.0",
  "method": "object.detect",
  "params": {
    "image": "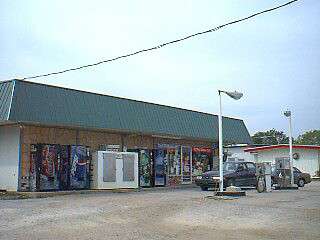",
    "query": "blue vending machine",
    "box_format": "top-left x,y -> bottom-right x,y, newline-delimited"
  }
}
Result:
154,149 -> 166,186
